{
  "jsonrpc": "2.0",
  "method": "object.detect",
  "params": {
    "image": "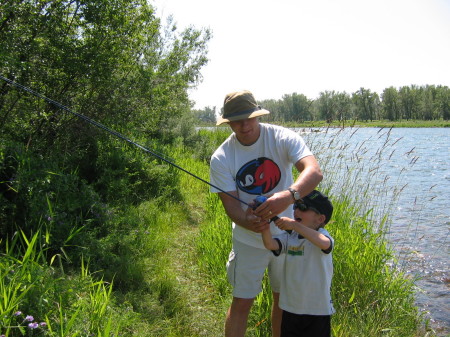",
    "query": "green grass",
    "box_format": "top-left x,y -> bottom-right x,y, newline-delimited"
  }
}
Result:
0,231 -> 131,336
196,192 -> 429,336
193,128 -> 435,337
0,128 -> 439,336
